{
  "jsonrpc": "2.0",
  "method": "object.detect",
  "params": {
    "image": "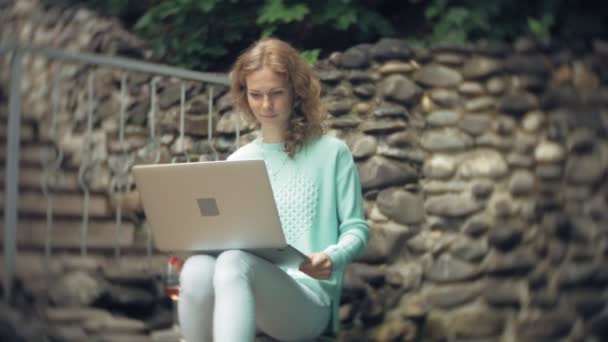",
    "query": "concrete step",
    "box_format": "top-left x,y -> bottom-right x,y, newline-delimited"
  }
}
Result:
1,218 -> 135,249
0,121 -> 35,142
0,190 -> 112,218
0,165 -> 81,192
